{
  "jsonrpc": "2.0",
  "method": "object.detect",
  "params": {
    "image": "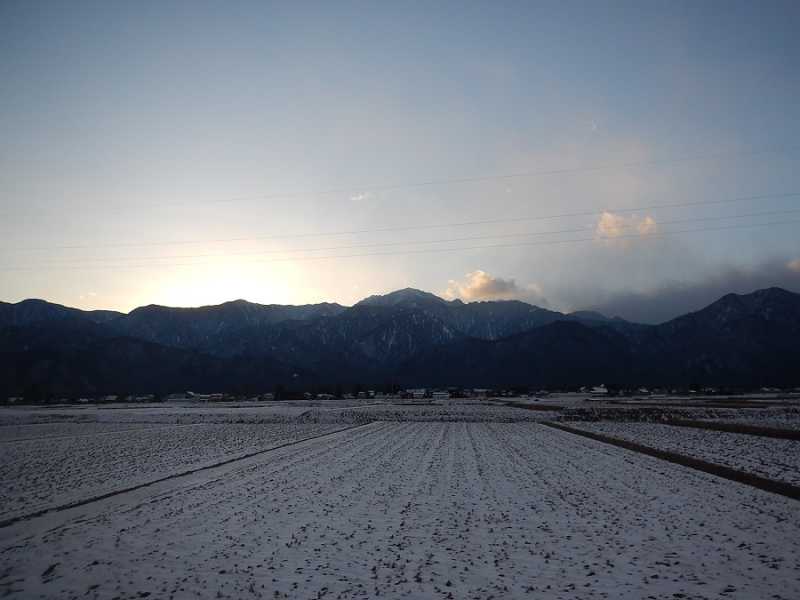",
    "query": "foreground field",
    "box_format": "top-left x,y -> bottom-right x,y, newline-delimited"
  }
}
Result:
0,422 -> 349,522
1,422 -> 798,599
